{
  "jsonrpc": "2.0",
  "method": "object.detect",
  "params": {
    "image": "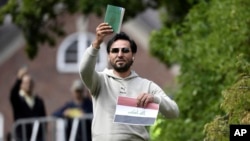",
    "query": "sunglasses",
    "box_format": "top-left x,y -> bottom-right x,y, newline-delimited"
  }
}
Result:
110,48 -> 130,53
